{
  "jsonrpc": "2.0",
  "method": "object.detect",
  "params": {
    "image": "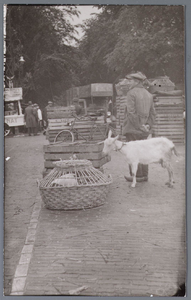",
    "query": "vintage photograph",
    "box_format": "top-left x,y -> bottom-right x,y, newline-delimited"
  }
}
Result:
4,4 -> 186,296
